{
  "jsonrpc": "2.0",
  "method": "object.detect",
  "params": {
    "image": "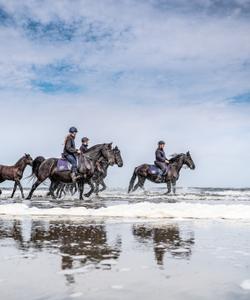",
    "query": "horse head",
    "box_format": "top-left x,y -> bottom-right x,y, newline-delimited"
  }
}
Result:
24,153 -> 33,166
184,151 -> 195,170
169,152 -> 195,170
101,143 -> 115,165
113,146 -> 123,167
